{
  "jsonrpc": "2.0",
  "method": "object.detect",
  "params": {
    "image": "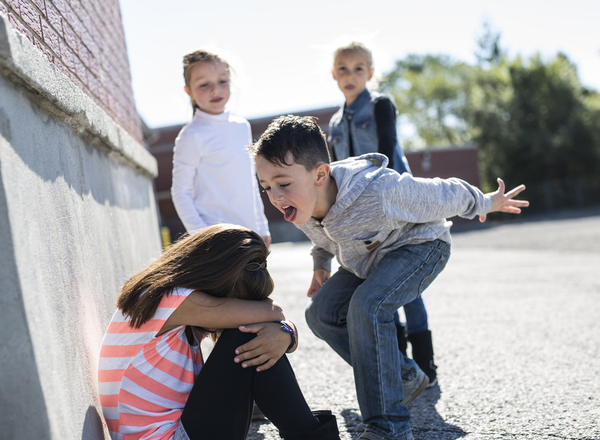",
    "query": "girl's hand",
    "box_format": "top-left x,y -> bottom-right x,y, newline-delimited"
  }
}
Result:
234,322 -> 291,371
480,178 -> 529,222
262,236 -> 272,248
307,269 -> 330,297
